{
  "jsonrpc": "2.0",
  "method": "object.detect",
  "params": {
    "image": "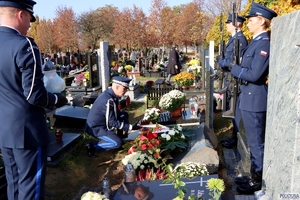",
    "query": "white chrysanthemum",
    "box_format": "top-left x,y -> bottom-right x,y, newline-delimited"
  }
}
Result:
177,125 -> 182,131
165,134 -> 171,141
181,135 -> 185,139
168,130 -> 175,136
161,133 -> 167,138
140,165 -> 145,169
